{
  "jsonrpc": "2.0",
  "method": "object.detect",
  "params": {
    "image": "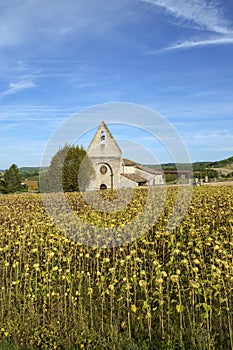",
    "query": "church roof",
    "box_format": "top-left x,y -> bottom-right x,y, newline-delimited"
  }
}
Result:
121,173 -> 148,183
123,158 -> 137,166
135,163 -> 163,175
123,158 -> 162,175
